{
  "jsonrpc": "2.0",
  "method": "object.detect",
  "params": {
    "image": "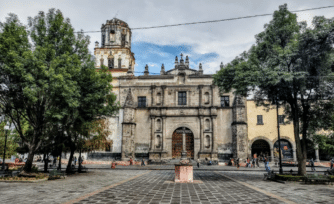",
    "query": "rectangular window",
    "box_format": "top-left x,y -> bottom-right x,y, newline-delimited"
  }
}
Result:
138,97 -> 146,108
178,92 -> 187,105
221,96 -> 230,107
278,115 -> 284,124
257,115 -> 263,125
